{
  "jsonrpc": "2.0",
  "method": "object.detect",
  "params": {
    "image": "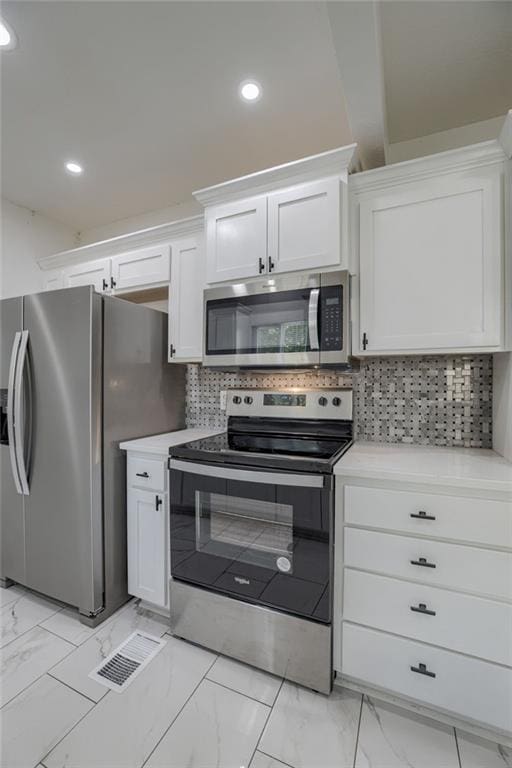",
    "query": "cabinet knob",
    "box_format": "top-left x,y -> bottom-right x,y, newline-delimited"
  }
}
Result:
410,511 -> 436,521
410,603 -> 436,616
410,557 -> 436,569
258,258 -> 265,274
135,471 -> 149,478
410,662 -> 436,678
155,495 -> 162,510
